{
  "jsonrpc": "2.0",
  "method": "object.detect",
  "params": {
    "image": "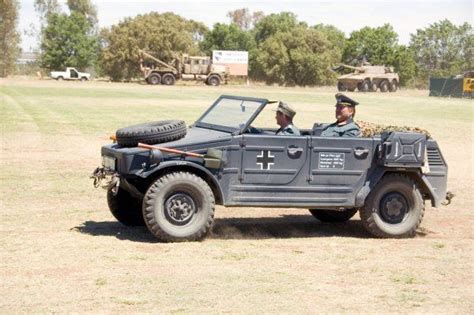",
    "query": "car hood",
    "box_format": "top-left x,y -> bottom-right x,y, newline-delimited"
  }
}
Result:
161,126 -> 232,150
